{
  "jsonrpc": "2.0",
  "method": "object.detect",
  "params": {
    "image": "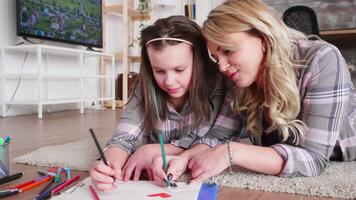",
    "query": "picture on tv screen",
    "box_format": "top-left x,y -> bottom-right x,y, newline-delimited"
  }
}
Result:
17,0 -> 102,48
